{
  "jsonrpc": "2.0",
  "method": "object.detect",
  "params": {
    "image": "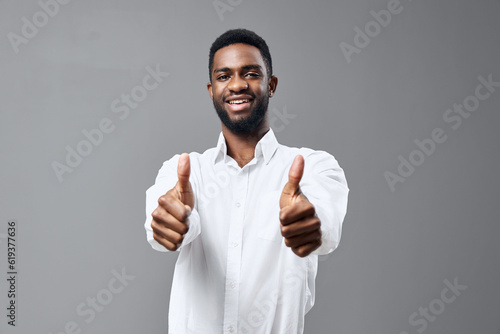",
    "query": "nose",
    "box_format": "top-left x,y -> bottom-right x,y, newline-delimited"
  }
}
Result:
227,74 -> 248,92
